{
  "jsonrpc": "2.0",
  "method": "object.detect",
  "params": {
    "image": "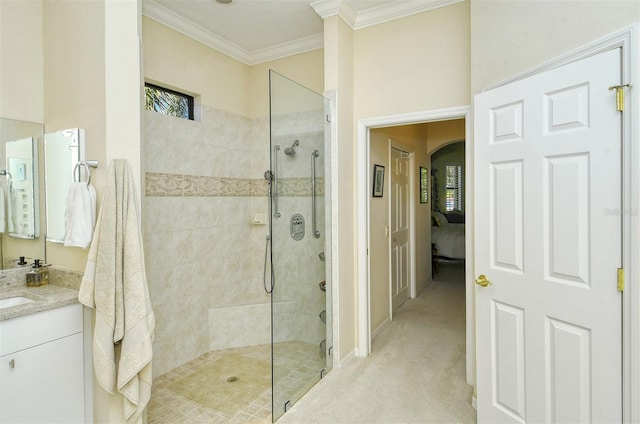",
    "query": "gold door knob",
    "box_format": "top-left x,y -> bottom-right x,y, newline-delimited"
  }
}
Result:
476,275 -> 492,287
